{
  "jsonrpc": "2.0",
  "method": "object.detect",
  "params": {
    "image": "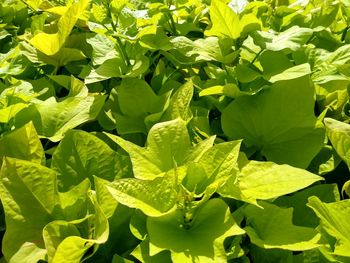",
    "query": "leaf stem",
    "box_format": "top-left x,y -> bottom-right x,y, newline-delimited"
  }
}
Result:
105,1 -> 131,66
